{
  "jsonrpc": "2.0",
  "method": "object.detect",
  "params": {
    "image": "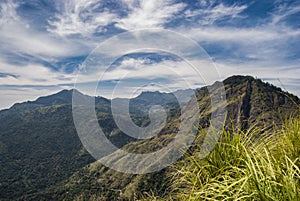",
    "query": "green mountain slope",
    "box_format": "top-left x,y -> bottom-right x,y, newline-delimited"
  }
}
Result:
0,104 -> 94,199
0,88 -> 184,200
0,75 -> 299,200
